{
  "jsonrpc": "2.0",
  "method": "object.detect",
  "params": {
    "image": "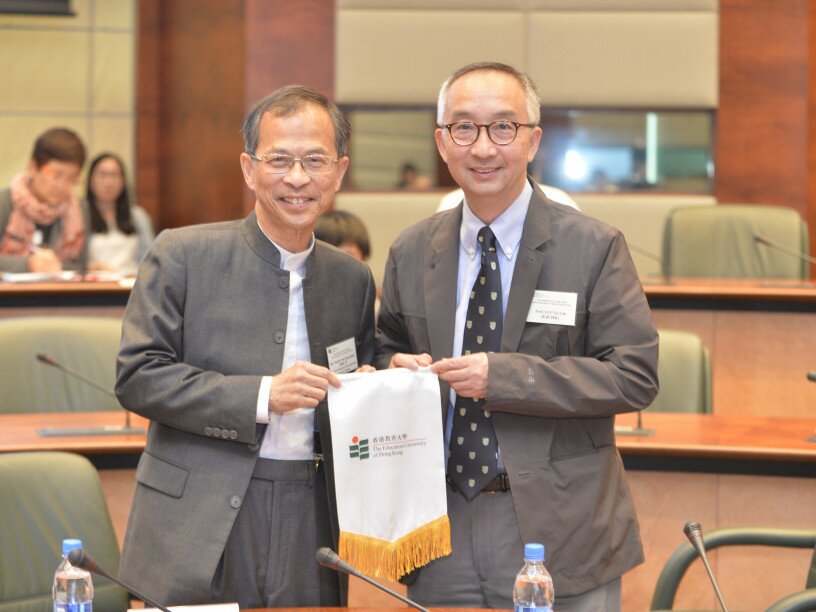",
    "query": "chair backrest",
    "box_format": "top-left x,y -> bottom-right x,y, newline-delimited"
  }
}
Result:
650,527 -> 816,611
649,329 -> 712,413
0,451 -> 128,611
661,205 -> 809,279
0,316 -> 122,413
